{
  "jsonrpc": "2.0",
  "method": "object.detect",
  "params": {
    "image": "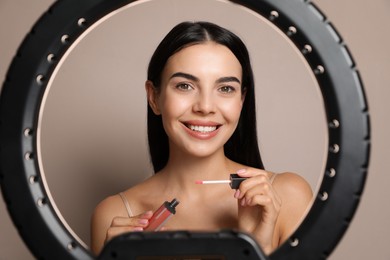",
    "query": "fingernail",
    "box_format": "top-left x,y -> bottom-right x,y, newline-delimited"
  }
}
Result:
133,227 -> 143,231
236,169 -> 246,174
139,219 -> 148,225
234,189 -> 240,199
